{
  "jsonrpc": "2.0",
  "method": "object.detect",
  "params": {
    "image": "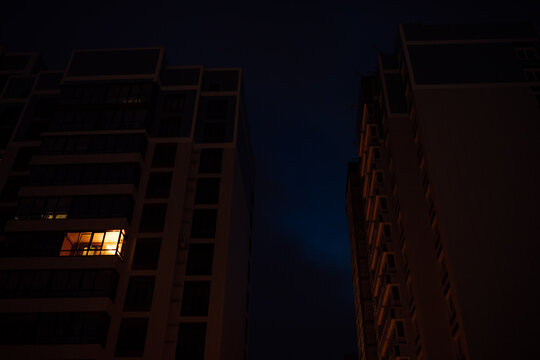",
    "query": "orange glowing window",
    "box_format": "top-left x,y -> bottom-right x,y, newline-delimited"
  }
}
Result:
60,230 -> 125,256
